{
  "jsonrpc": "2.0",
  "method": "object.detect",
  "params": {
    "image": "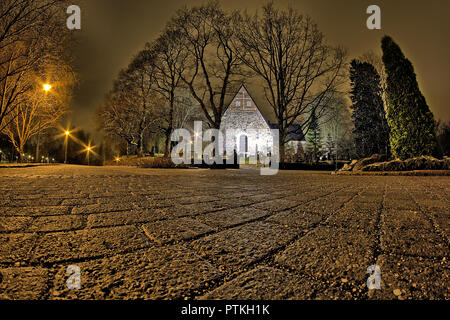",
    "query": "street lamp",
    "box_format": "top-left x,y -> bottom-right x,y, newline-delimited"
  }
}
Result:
64,130 -> 70,164
86,145 -> 92,166
43,84 -> 52,92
